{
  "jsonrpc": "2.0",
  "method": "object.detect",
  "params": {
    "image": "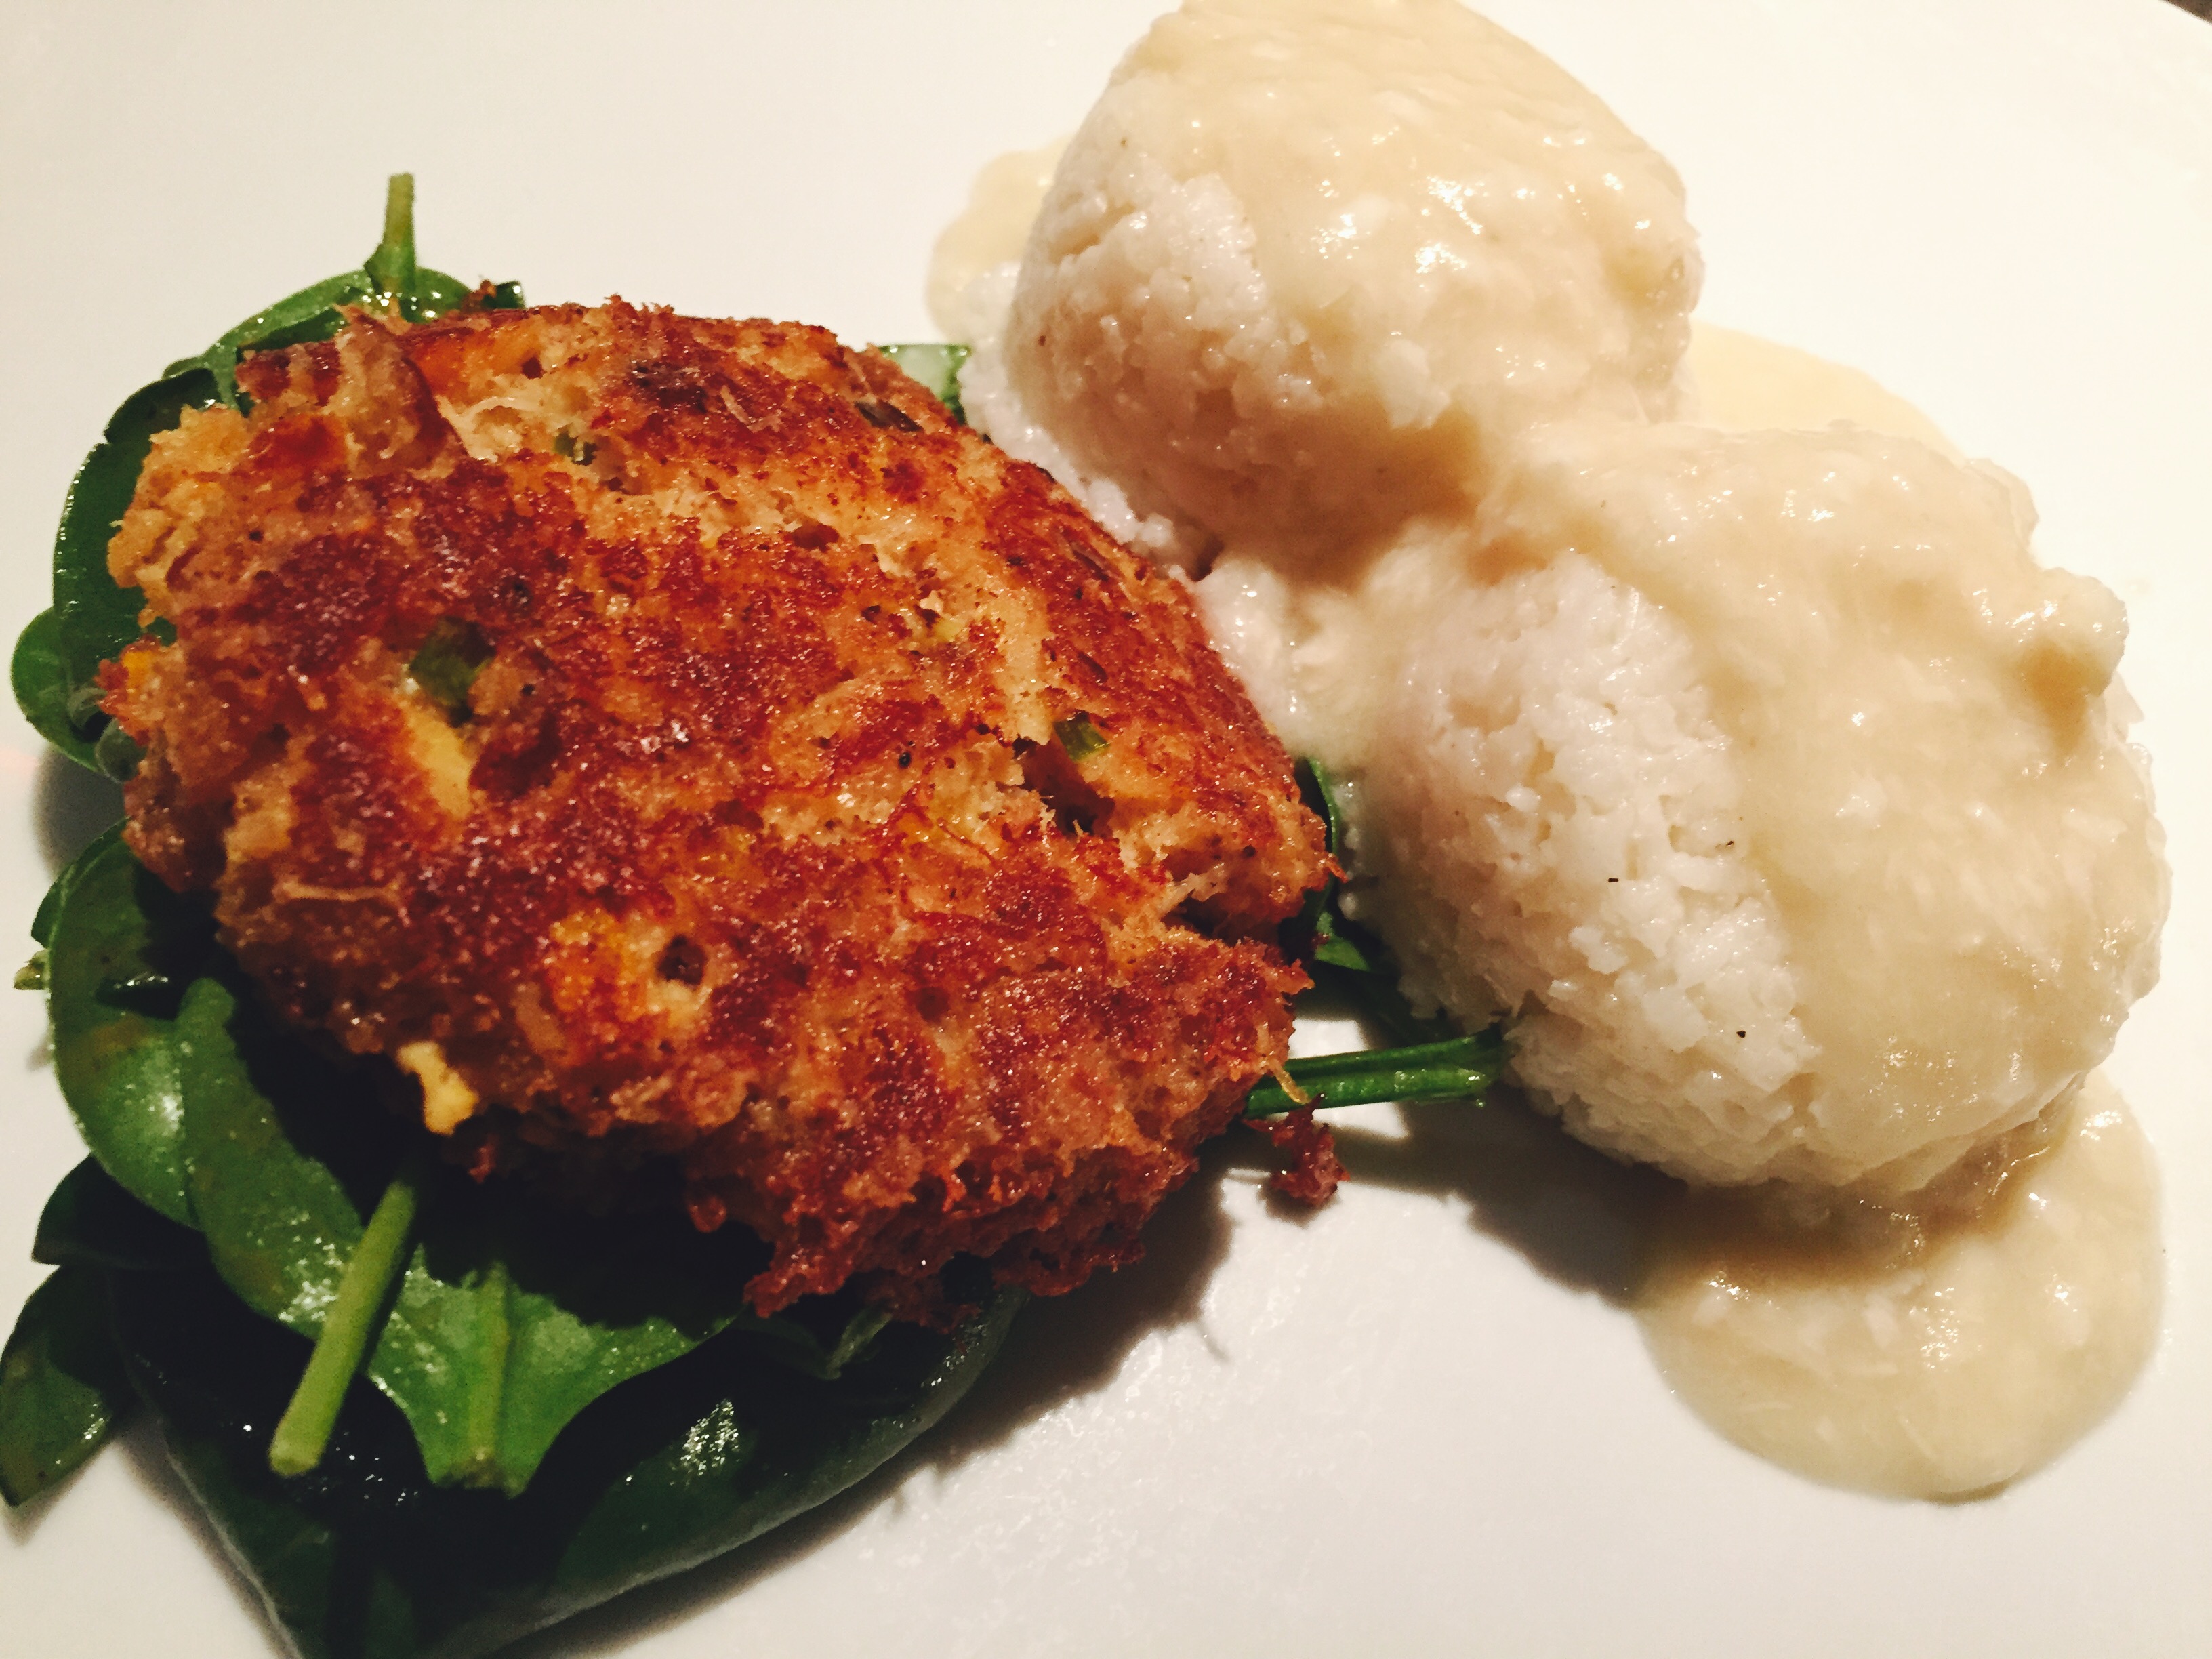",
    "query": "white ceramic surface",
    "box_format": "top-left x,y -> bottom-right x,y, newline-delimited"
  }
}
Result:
2,3 -> 2207,1656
